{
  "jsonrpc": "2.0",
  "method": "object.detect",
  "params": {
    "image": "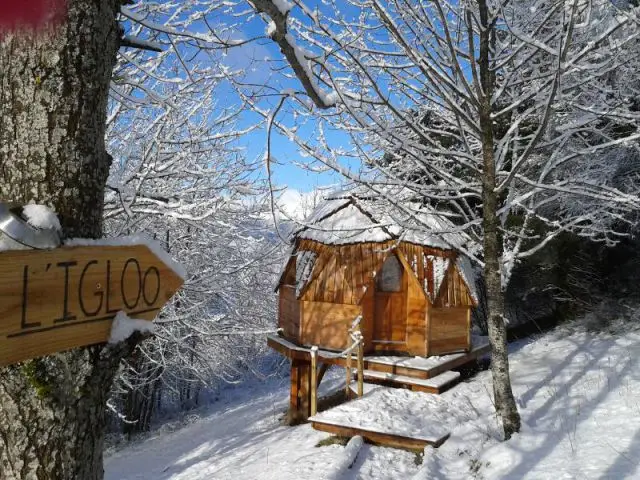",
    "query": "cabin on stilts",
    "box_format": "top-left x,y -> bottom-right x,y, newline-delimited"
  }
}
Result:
268,188 -> 481,423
